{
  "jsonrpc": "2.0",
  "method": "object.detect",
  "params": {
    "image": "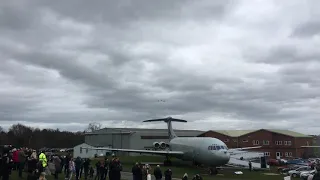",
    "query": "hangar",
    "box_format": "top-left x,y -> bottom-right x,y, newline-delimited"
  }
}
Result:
84,127 -> 204,156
